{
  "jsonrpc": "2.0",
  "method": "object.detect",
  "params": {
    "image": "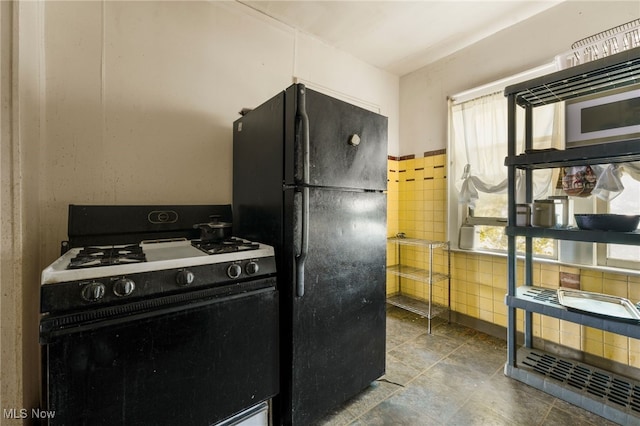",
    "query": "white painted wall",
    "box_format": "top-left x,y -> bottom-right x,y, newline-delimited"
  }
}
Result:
38,1 -> 398,264
399,1 -> 640,156
1,0 -> 398,415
